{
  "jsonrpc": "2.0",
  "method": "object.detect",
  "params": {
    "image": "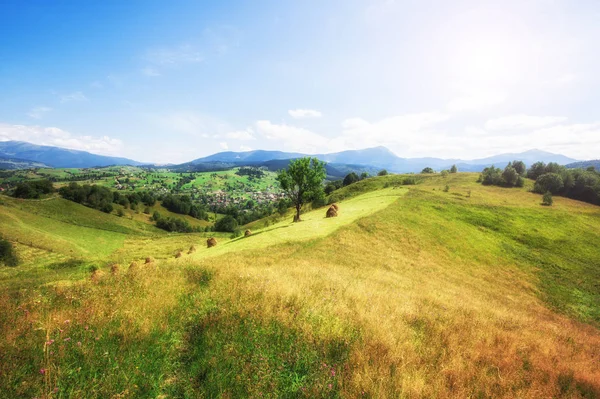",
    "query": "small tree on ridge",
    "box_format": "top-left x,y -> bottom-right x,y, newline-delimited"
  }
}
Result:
277,158 -> 326,222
